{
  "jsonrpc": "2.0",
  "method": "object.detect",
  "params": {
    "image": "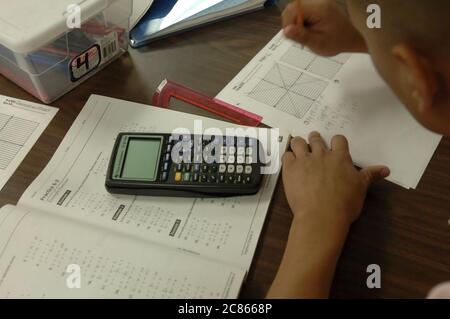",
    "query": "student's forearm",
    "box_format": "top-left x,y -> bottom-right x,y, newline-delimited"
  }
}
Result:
267,213 -> 350,299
